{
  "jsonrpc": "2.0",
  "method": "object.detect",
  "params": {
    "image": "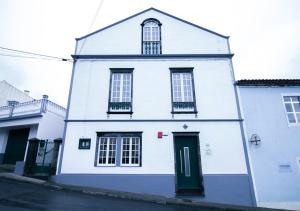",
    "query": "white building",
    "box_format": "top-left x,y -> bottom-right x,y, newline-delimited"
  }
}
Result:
0,80 -> 66,167
55,8 -> 255,206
